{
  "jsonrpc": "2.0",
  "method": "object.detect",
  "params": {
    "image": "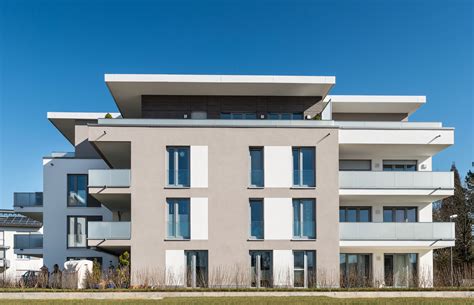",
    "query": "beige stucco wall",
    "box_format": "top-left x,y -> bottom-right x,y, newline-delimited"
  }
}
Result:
88,125 -> 340,286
